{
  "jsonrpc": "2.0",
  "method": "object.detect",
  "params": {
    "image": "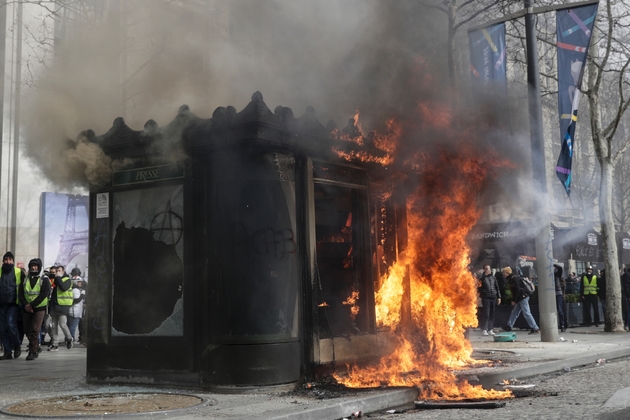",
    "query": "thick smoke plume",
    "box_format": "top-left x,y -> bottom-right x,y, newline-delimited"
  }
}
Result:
21,0 -> 467,188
